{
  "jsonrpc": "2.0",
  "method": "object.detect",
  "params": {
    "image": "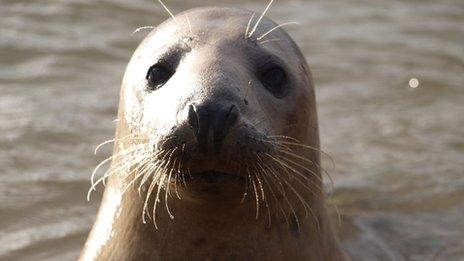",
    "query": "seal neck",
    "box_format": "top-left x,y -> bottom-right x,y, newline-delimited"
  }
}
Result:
82,176 -> 344,260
